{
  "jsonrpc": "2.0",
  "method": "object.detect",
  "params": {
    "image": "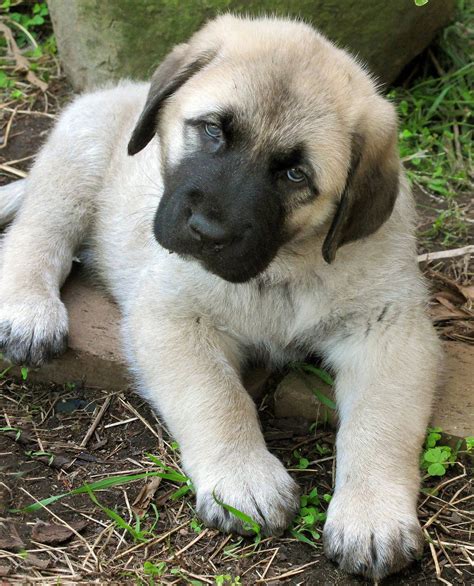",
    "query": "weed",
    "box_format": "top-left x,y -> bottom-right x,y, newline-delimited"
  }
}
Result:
215,575 -> 241,585
421,427 -> 462,477
143,560 -> 167,582
292,449 -> 310,470
291,363 -> 336,411
212,491 -> 261,537
19,456 -> 191,513
290,487 -> 330,546
389,1 -> 473,245
466,436 -> 474,452
170,568 -> 203,585
0,0 -> 56,98
0,365 -> 12,378
189,517 -> 204,533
